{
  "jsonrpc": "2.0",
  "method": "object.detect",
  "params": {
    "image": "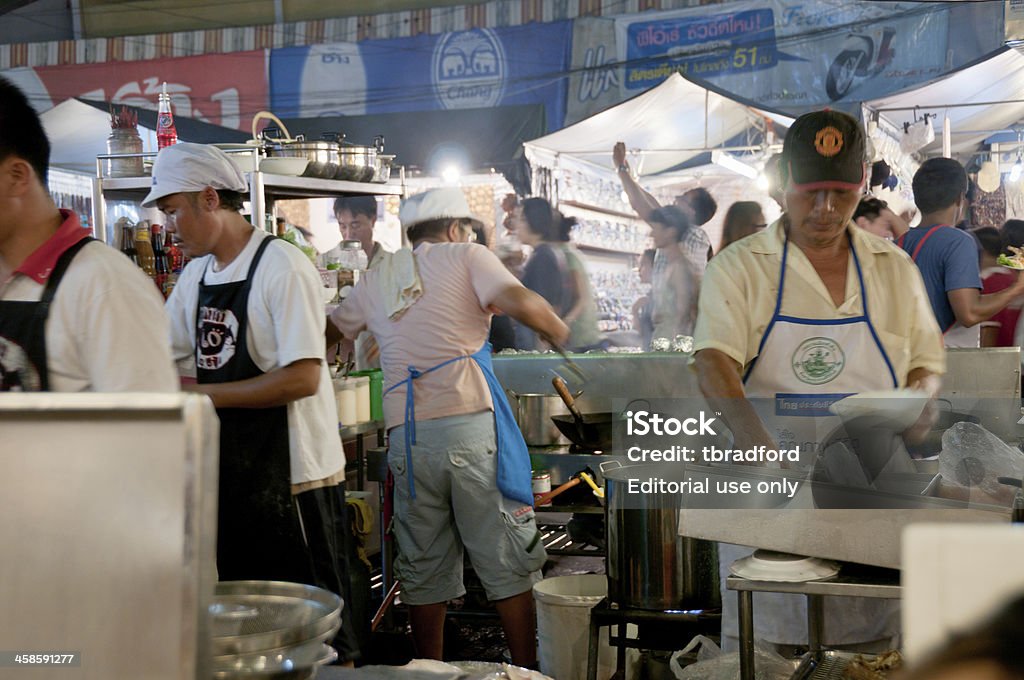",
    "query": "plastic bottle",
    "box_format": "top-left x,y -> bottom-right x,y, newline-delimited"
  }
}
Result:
156,83 -> 178,149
